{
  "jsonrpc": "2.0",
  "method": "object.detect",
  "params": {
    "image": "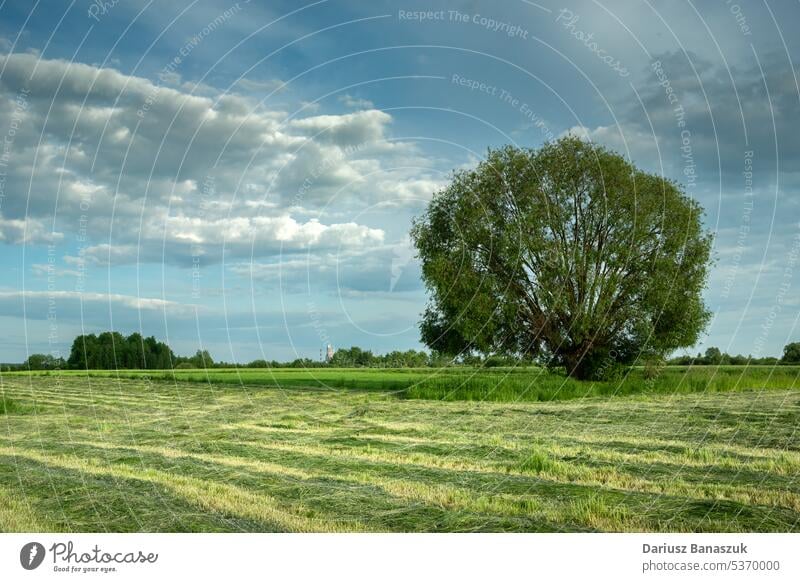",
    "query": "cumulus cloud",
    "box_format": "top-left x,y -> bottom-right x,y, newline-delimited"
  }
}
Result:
288,110 -> 392,147
567,51 -> 800,187
0,53 -> 433,267
231,241 -> 423,296
75,215 -> 384,266
0,217 -> 63,244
